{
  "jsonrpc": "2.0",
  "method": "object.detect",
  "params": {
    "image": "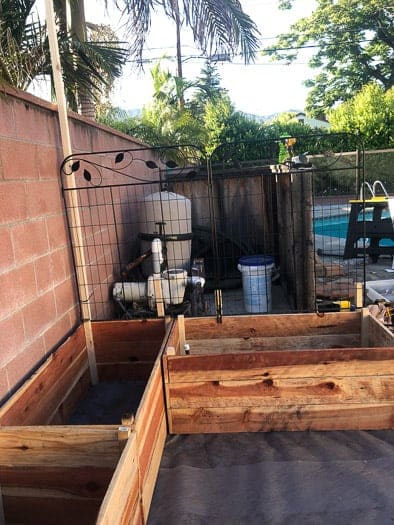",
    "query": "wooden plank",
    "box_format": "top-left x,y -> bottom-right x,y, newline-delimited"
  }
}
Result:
94,341 -> 163,363
184,312 -> 361,339
167,375 -> 394,408
138,383 -> 165,484
166,348 -> 394,383
97,362 -> 155,382
0,466 -> 113,498
187,334 -> 361,354
0,326 -> 87,425
141,414 -> 167,523
130,500 -> 144,525
92,319 -> 165,346
48,368 -> 91,425
169,403 -> 394,433
167,358 -> 394,383
135,364 -> 165,483
9,351 -> 88,426
2,487 -> 101,525
96,434 -> 140,525
368,315 -> 394,346
0,426 -> 122,468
